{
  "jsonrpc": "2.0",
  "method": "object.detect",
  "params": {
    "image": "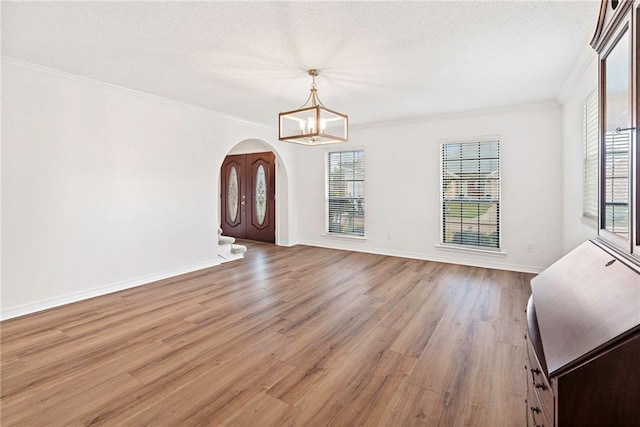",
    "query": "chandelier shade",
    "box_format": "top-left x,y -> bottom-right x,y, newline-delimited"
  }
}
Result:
278,70 -> 348,145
